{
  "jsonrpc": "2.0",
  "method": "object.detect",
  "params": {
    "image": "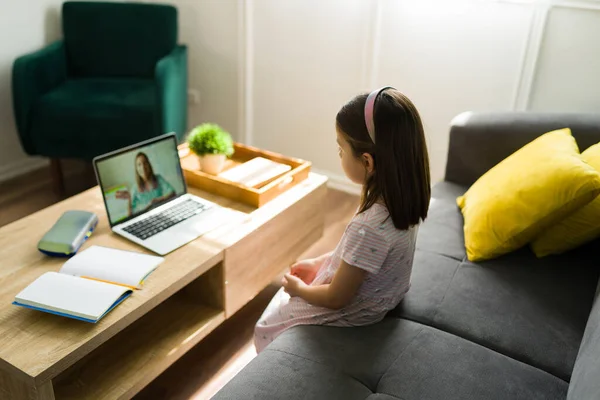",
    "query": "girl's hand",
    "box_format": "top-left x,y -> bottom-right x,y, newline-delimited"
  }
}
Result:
282,273 -> 306,297
290,259 -> 318,284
